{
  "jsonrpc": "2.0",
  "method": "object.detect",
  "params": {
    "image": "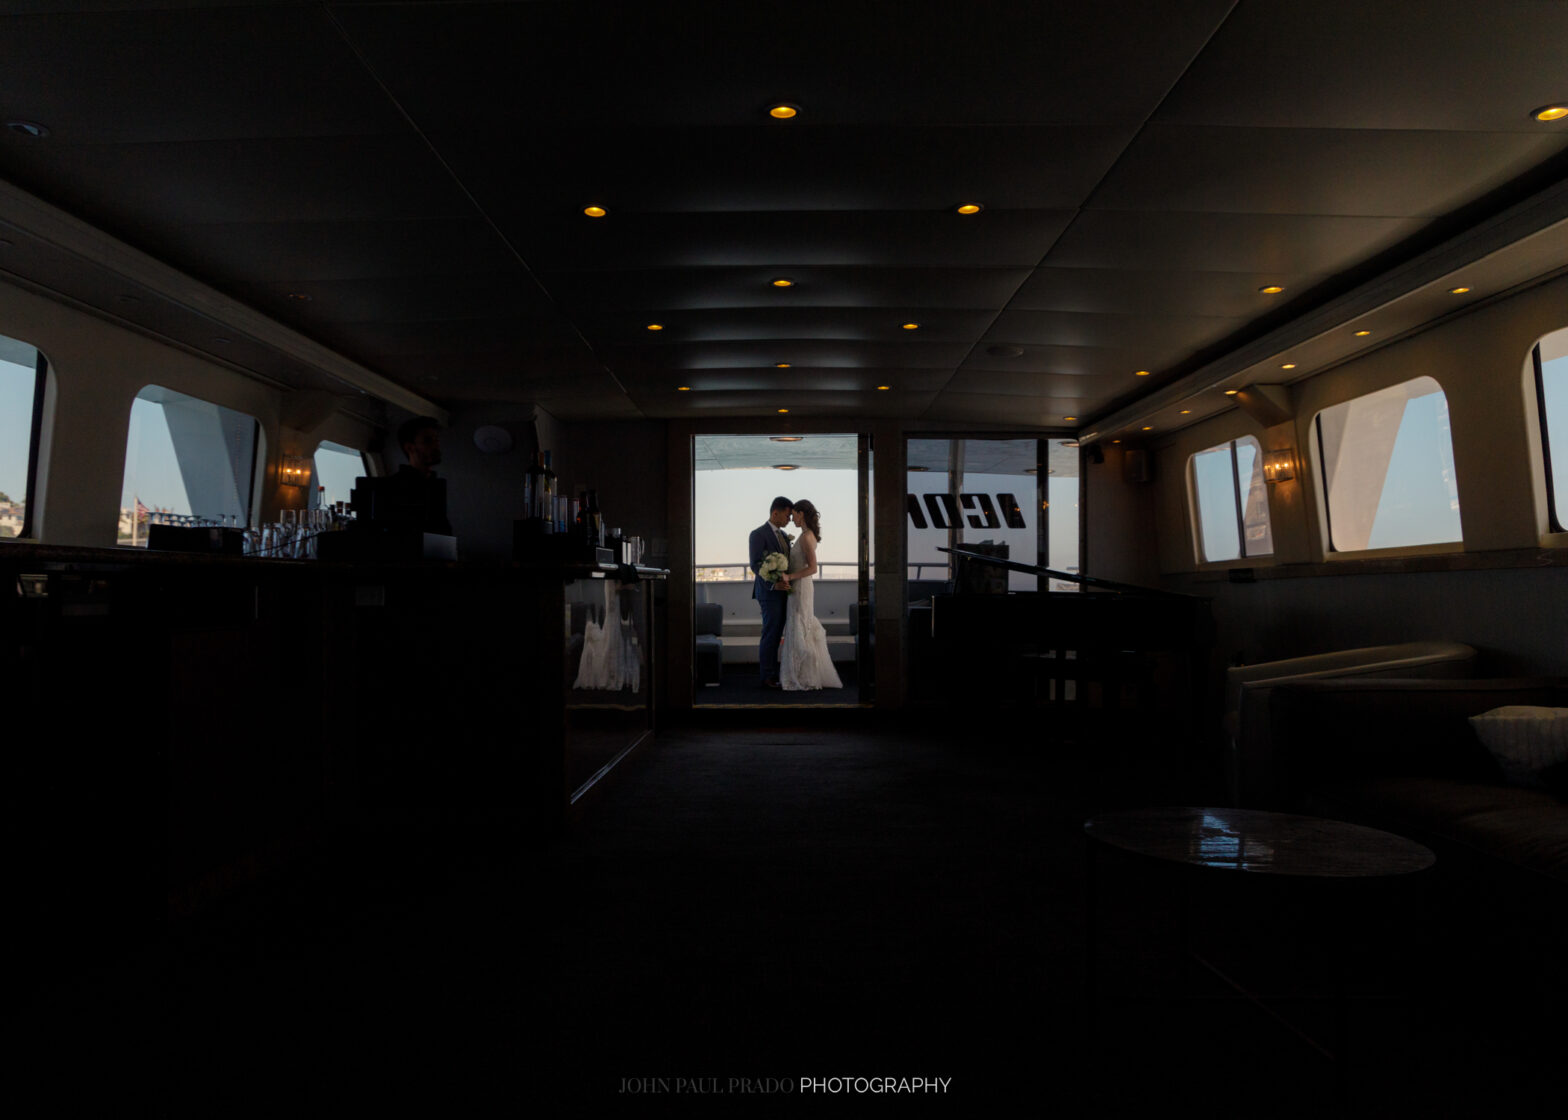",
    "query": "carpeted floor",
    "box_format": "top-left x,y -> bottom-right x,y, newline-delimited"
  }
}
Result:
151,716 -> 1567,1114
